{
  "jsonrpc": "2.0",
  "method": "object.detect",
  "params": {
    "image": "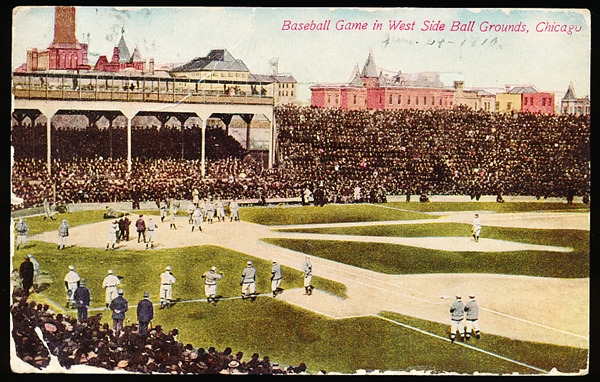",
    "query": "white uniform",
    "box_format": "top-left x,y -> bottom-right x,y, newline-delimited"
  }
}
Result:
192,208 -> 203,232
15,219 -> 29,248
464,295 -> 481,340
186,201 -> 196,223
159,269 -> 176,307
303,257 -> 313,295
202,268 -> 224,303
64,268 -> 80,307
216,200 -> 225,221
473,215 -> 482,242
146,219 -> 157,248
271,262 -> 282,296
28,255 -> 41,288
241,263 -> 257,298
229,200 -> 239,222
107,221 -> 118,248
102,272 -> 121,306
